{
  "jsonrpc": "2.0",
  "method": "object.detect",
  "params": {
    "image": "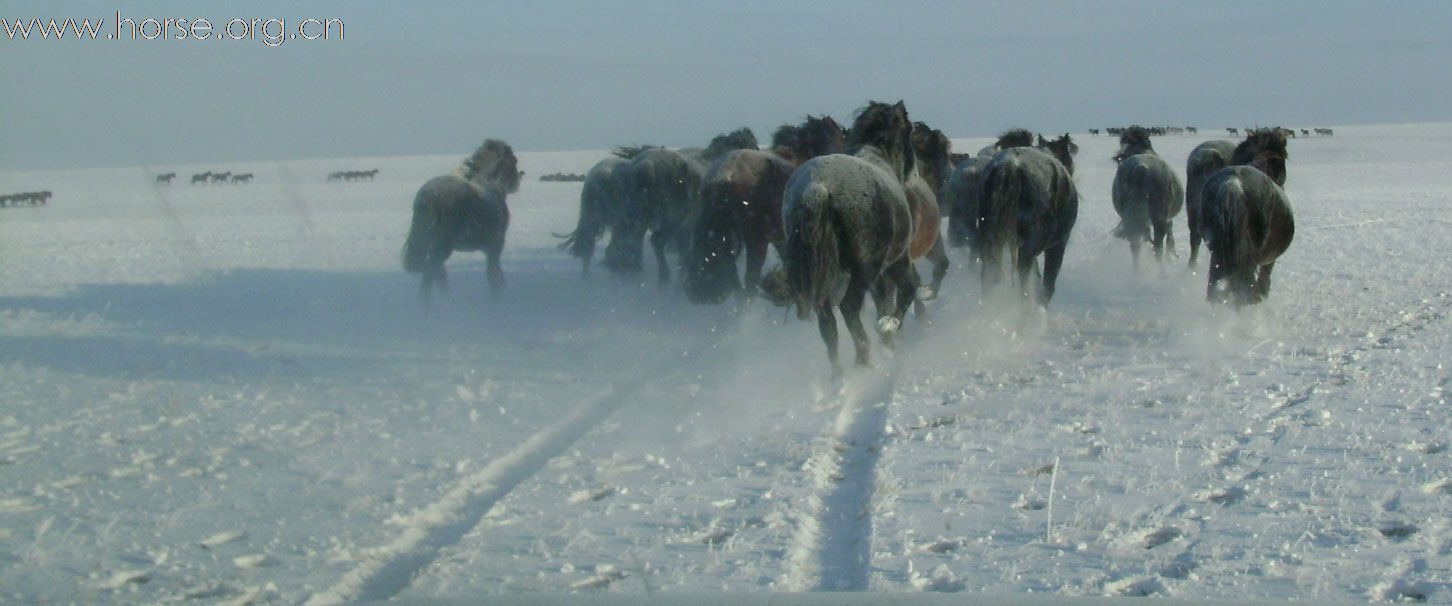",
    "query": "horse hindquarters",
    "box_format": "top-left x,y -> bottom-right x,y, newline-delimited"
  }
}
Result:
403,196 -> 452,300
1203,176 -> 1256,305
